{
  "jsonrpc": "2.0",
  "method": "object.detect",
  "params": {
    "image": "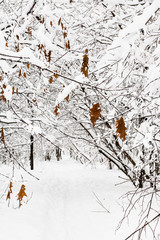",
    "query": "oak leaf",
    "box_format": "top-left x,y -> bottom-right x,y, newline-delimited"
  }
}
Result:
1,127 -> 5,145
49,76 -> 53,84
2,95 -> 6,103
90,103 -> 101,127
58,18 -> 61,26
12,86 -> 15,94
116,117 -> 127,141
54,71 -> 59,79
19,69 -> 21,77
65,40 -> 70,50
54,105 -> 59,115
48,50 -> 51,63
81,49 -> 89,78
42,17 -> 45,24
28,27 -> 32,36
65,95 -> 69,102
17,43 -> 19,52
6,181 -> 13,201
17,184 -> 27,208
63,32 -> 67,38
